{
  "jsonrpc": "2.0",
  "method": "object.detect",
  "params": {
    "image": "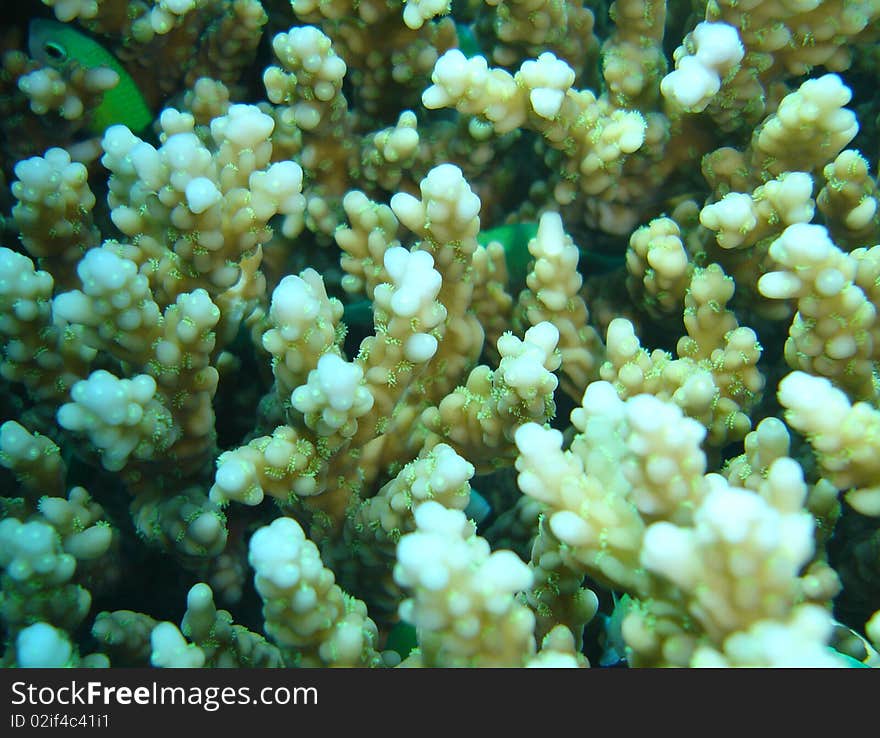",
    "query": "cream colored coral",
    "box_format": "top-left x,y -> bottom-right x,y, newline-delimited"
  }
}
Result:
758,223 -> 877,400
497,322 -> 561,412
373,247 -> 446,364
51,242 -> 221,472
688,0 -> 880,134
38,487 -> 114,563
423,322 -> 559,469
527,625 -> 588,668
724,417 -> 792,493
516,211 -> 603,400
341,245 -> 447,455
752,74 -> 858,179
493,0 -> 595,66
263,26 -> 347,131
690,604 -> 845,667
625,216 -> 691,319
470,240 -> 513,359
53,244 -> 162,365
42,0 -> 98,22
389,163 -> 483,402
422,50 -> 527,135
184,78 -> 231,126
402,0 -> 451,30
514,382 -> 647,593
17,624 -> 109,667
0,517 -> 91,634
517,52 -> 577,119
660,22 -> 744,112
394,501 -> 536,667
391,162 -> 481,247
548,100 -> 646,203
0,421 -> 65,498
291,353 -> 374,443
424,49 -> 646,202
343,443 -> 474,616
357,443 -> 473,541
601,270 -> 763,448
92,609 -> 157,663
335,190 -> 399,298
210,425 -> 320,504
215,168 -> 485,515
57,370 -> 178,472
617,393 -> 708,525
345,245 -> 449,454
525,520 -> 600,648
709,0 -> 880,79
140,0 -> 198,38
600,0 -> 666,109
153,288 -> 221,467
602,317 -> 715,423
182,0 -> 268,89
102,106 -> 305,293
0,247 -> 92,400
777,371 -> 880,516
18,65 -> 118,123
11,147 -> 99,276
359,110 -> 420,192
677,265 -> 764,439
640,464 -> 815,643
262,268 -> 344,400
0,518 -> 77,588
249,516 -> 381,666
15,623 -> 74,667
700,171 -> 815,250
583,380 -> 704,519
0,248 -> 54,332
130,486 -> 227,560
161,583 -> 284,667
817,150 -> 880,249
150,622 -> 205,667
